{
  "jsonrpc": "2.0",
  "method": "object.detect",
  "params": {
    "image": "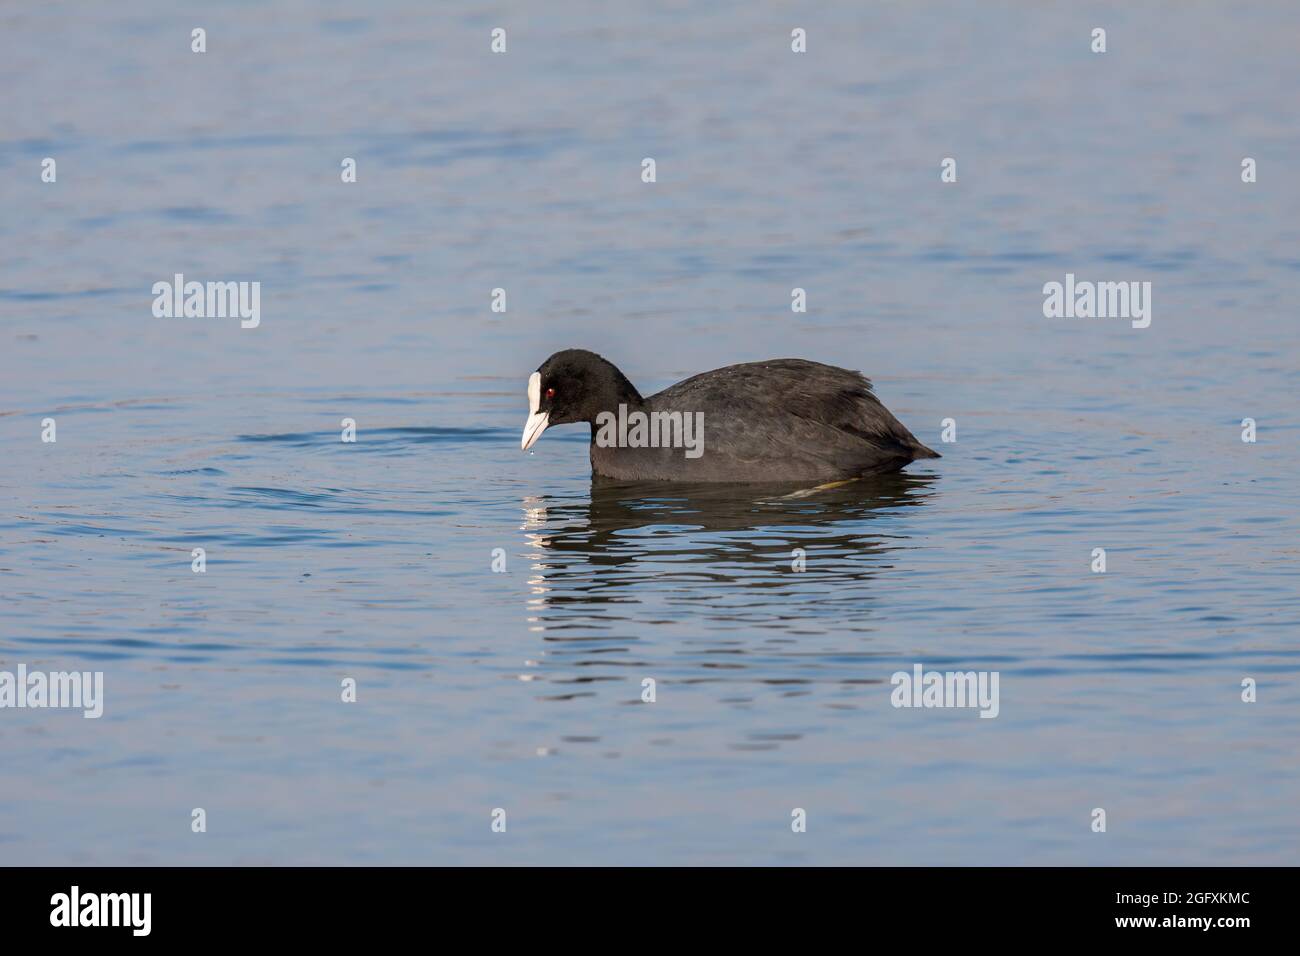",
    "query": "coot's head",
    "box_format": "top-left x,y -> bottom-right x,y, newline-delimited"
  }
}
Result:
522,349 -> 642,450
